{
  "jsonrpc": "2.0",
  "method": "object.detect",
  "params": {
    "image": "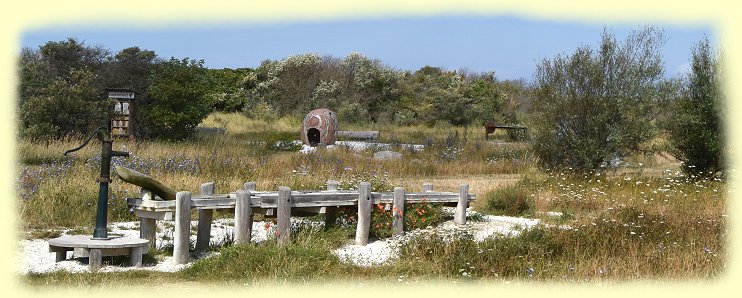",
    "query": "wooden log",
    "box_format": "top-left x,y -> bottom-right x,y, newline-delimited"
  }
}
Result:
325,180 -> 339,228
335,130 -> 380,140
115,166 -> 176,200
243,182 -> 257,192
139,217 -> 157,250
355,182 -> 372,246
277,186 -> 292,245
235,190 -> 252,244
196,182 -> 215,251
455,184 -> 469,225
174,191 -> 191,264
422,183 -> 433,192
392,187 -> 405,236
